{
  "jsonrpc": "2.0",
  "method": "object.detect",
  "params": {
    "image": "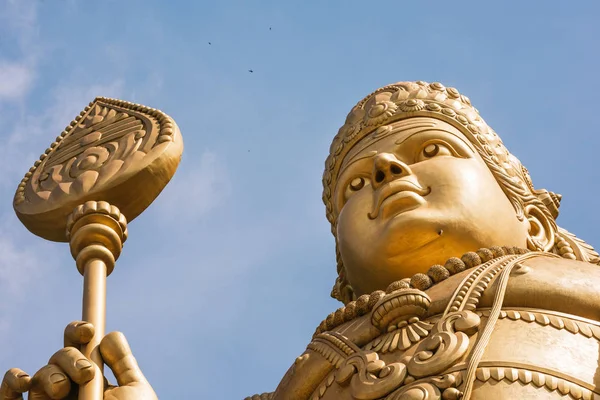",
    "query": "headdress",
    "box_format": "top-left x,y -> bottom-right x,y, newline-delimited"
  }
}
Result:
323,81 -> 594,303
